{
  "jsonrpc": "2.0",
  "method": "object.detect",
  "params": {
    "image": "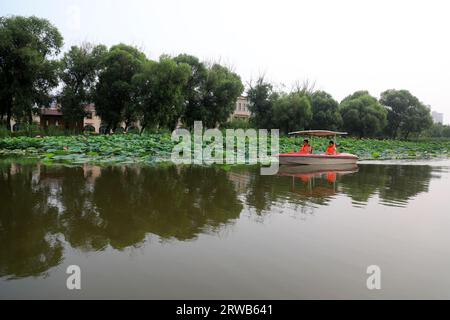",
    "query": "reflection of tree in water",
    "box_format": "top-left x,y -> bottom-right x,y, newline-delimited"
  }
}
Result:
86,165 -> 242,249
56,166 -> 107,251
0,161 -> 437,279
379,165 -> 434,206
51,165 -> 243,250
234,163 -> 436,213
0,163 -> 242,278
339,165 -> 388,204
340,164 -> 434,207
0,164 -> 63,279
